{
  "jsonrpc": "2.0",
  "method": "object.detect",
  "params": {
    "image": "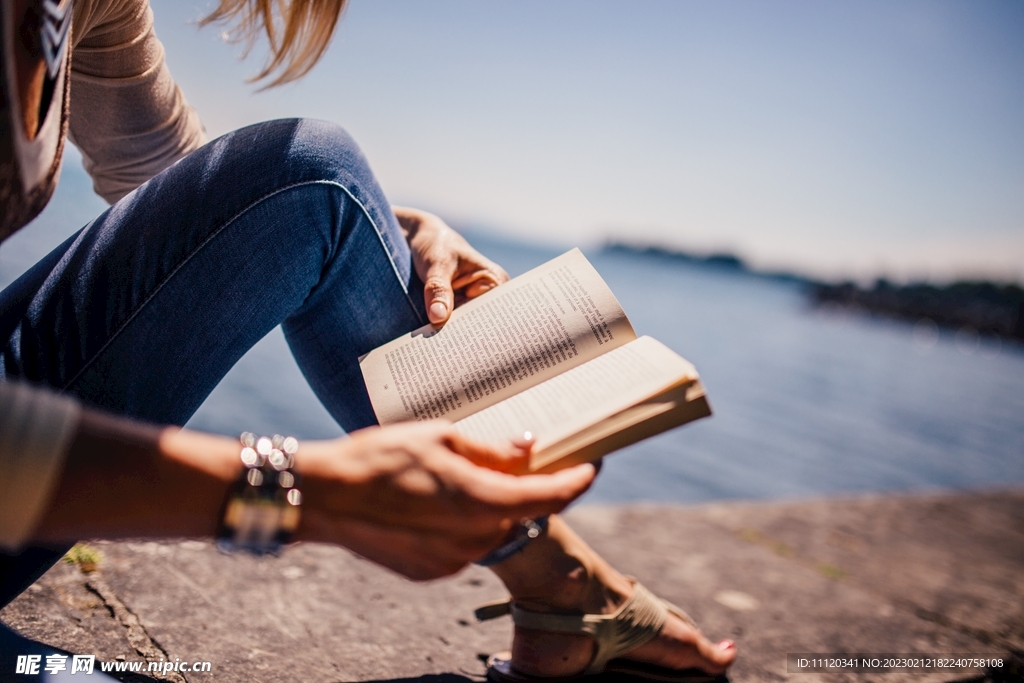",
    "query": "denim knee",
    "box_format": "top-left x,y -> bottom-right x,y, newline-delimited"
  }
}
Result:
280,119 -> 367,184
273,120 -> 386,215
254,118 -> 407,275
184,118 -> 389,226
